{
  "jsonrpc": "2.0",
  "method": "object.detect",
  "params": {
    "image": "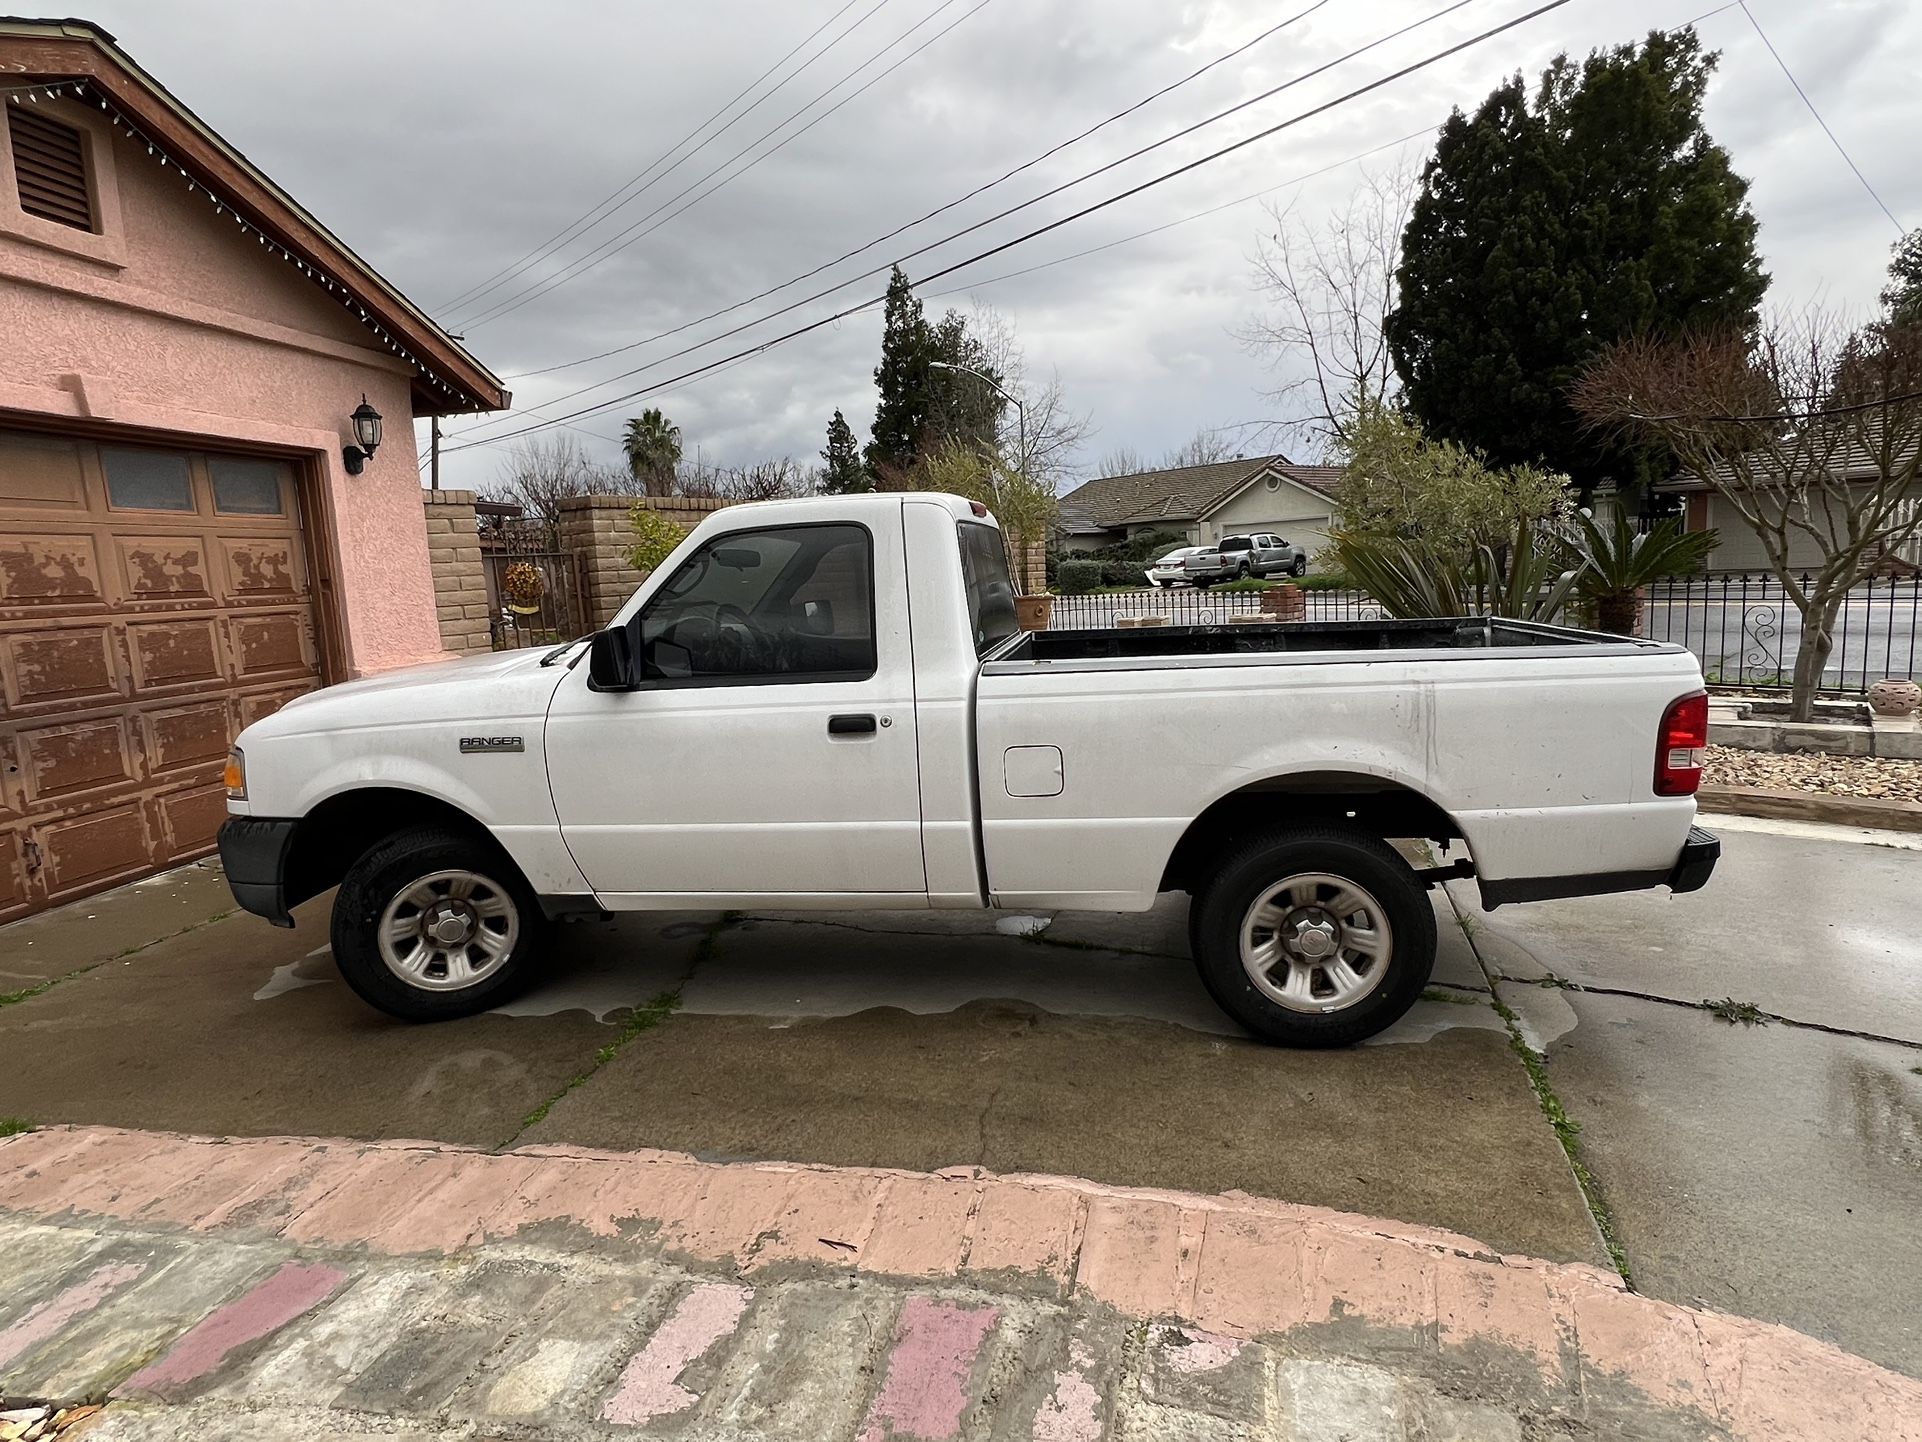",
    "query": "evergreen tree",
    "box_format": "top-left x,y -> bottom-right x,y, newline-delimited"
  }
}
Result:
1883,232 -> 1922,325
1386,29 -> 1766,500
864,267 -> 1006,480
820,409 -> 869,493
